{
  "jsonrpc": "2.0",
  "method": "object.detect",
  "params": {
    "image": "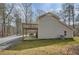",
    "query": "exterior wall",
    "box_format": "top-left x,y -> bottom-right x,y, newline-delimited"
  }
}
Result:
38,14 -> 73,39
